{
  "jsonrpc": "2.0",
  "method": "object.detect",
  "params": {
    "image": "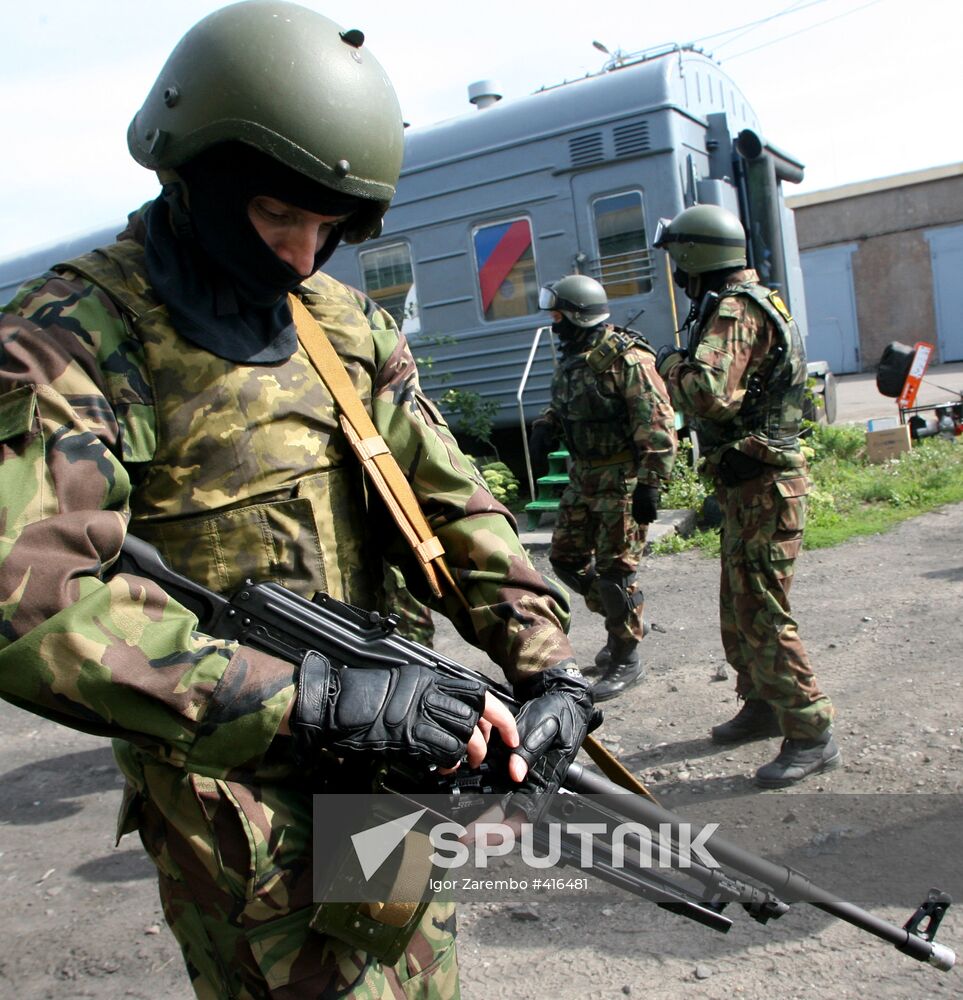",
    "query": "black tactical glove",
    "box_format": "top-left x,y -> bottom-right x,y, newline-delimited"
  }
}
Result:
632,483 -> 660,525
529,419 -> 557,469
291,652 -> 486,768
509,665 -> 602,822
655,345 -> 687,379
